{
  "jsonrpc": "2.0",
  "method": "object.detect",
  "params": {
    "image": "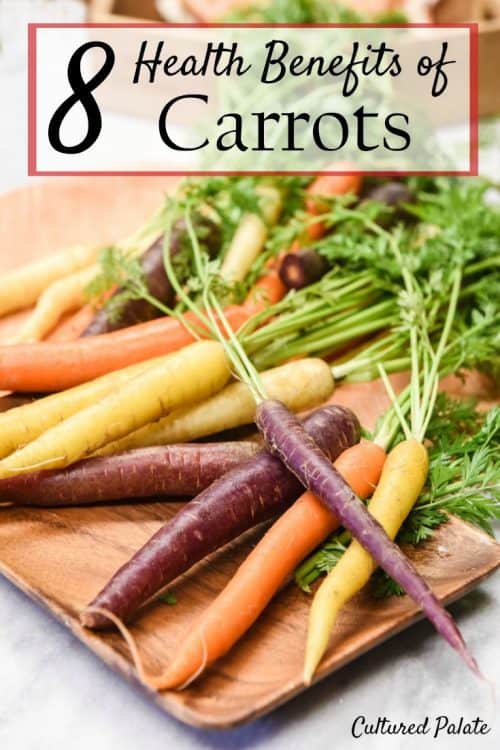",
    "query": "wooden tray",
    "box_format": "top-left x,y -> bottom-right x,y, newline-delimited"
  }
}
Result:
0,176 -> 499,729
